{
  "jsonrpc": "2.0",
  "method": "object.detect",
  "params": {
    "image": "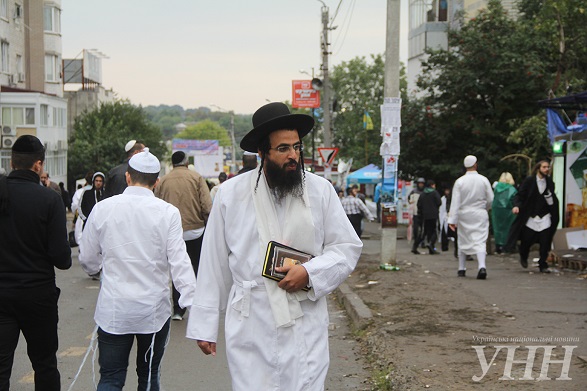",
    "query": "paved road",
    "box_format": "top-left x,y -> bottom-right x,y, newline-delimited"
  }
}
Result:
10,247 -> 370,390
